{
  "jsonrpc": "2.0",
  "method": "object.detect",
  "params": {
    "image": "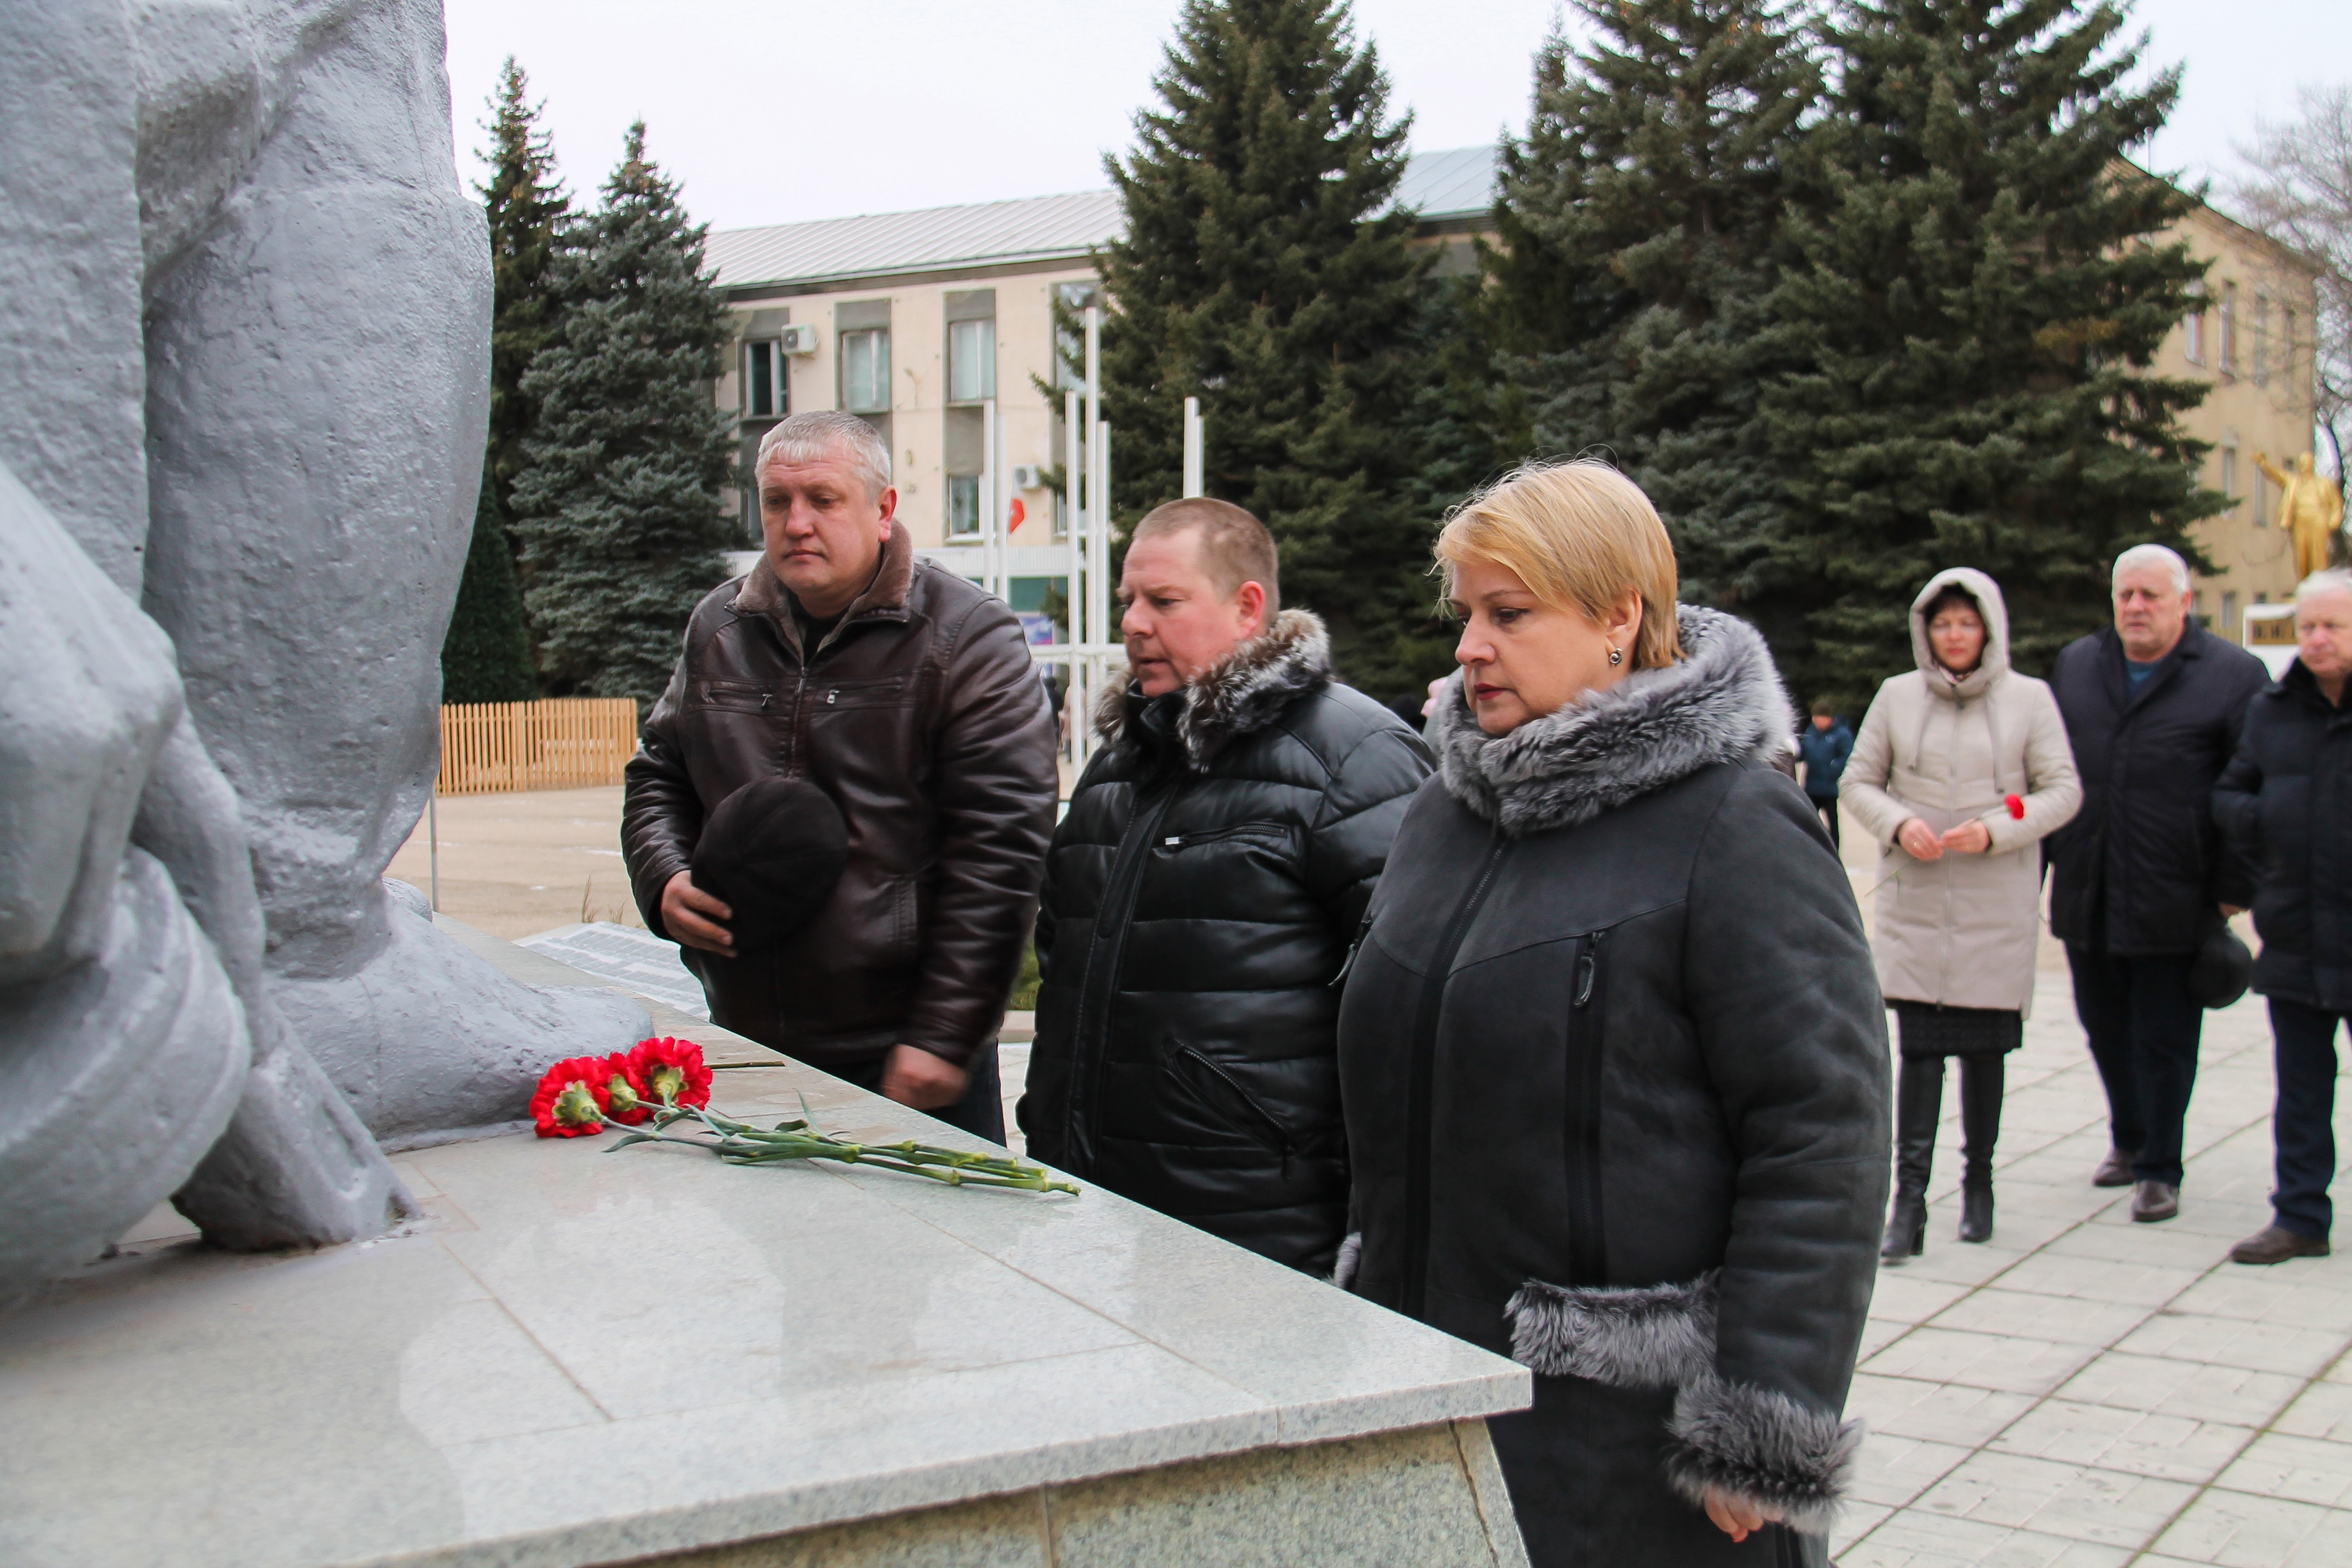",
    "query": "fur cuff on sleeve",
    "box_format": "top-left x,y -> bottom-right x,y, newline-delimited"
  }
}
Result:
1663,1371 -> 1863,1536
1504,1271 -> 1716,1388
1330,1232 -> 1362,1289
